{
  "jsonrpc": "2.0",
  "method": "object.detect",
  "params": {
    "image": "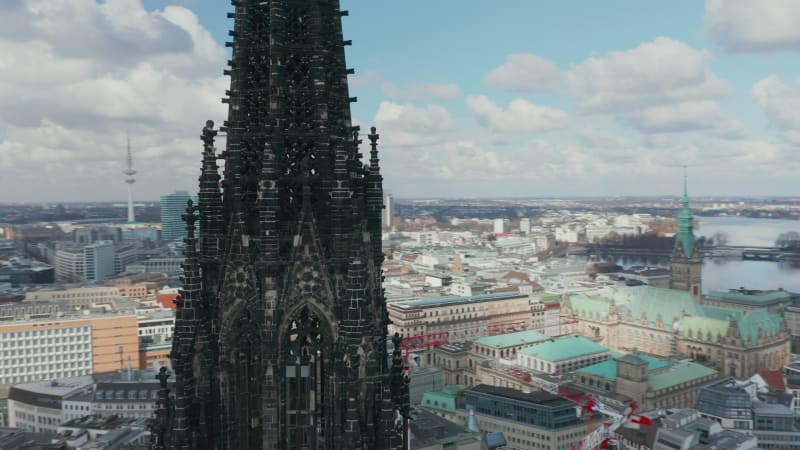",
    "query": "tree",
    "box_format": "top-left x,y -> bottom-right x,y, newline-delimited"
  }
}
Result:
776,231 -> 800,250
710,231 -> 729,247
